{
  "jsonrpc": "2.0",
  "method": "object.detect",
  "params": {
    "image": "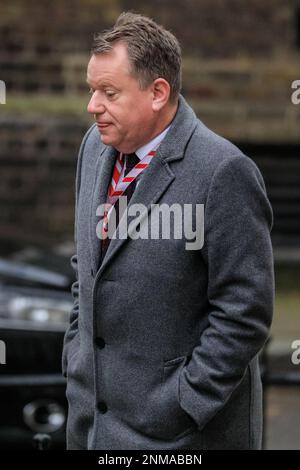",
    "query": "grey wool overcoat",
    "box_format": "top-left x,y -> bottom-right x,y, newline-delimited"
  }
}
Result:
62,94 -> 274,450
